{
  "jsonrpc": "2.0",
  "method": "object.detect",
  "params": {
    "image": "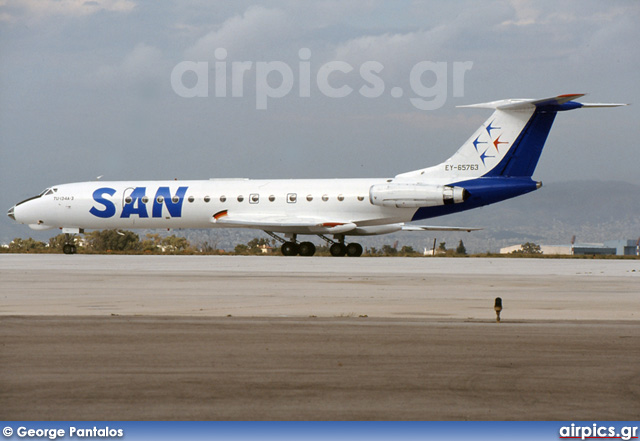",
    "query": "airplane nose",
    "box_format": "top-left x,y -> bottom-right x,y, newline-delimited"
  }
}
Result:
7,206 -> 16,221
